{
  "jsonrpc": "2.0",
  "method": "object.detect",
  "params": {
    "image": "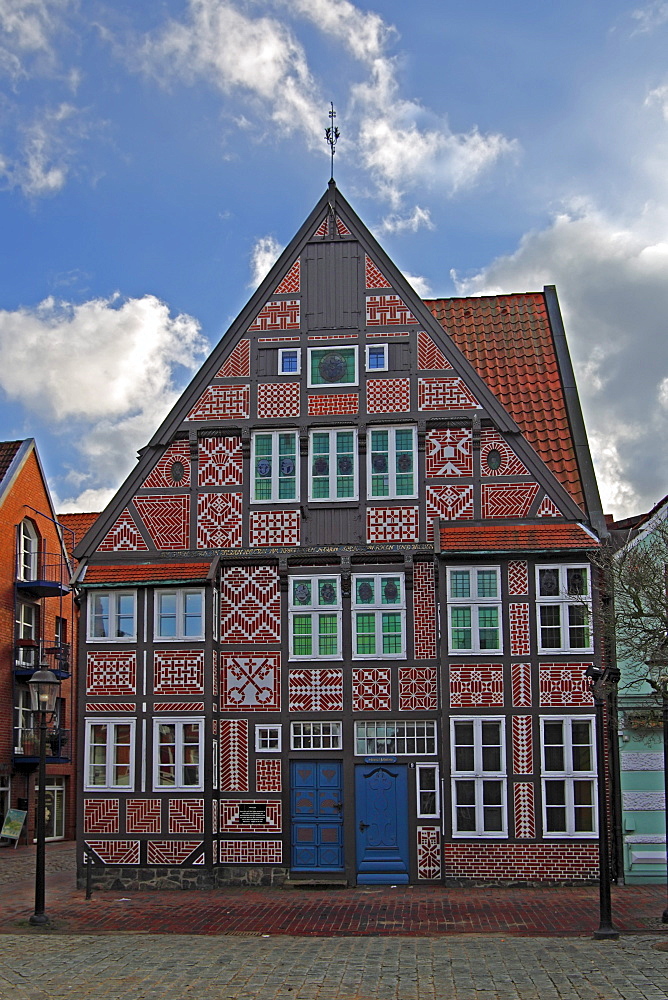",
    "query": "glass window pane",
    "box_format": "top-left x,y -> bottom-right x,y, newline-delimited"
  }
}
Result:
567,568 -> 588,596
450,571 -> 470,598
477,570 -> 498,598
539,568 -> 560,597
